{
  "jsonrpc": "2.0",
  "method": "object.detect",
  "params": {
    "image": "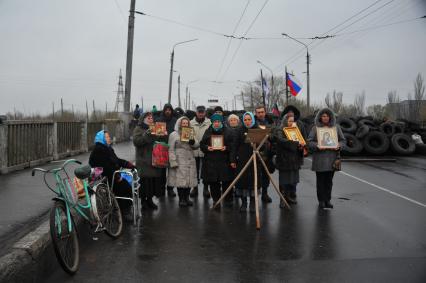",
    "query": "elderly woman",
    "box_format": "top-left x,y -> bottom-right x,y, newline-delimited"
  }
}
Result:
133,112 -> 167,210
227,114 -> 240,128
200,114 -> 236,207
234,112 -> 262,213
307,108 -> 345,209
168,116 -> 199,207
89,130 -> 135,220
